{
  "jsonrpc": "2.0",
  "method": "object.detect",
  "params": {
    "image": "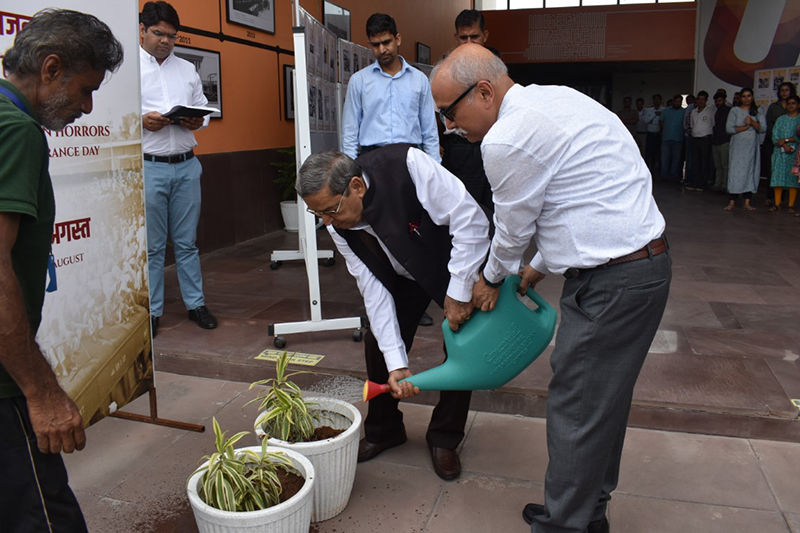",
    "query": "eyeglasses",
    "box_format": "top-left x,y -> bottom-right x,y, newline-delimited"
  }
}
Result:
306,191 -> 346,217
438,82 -> 479,124
150,28 -> 178,41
